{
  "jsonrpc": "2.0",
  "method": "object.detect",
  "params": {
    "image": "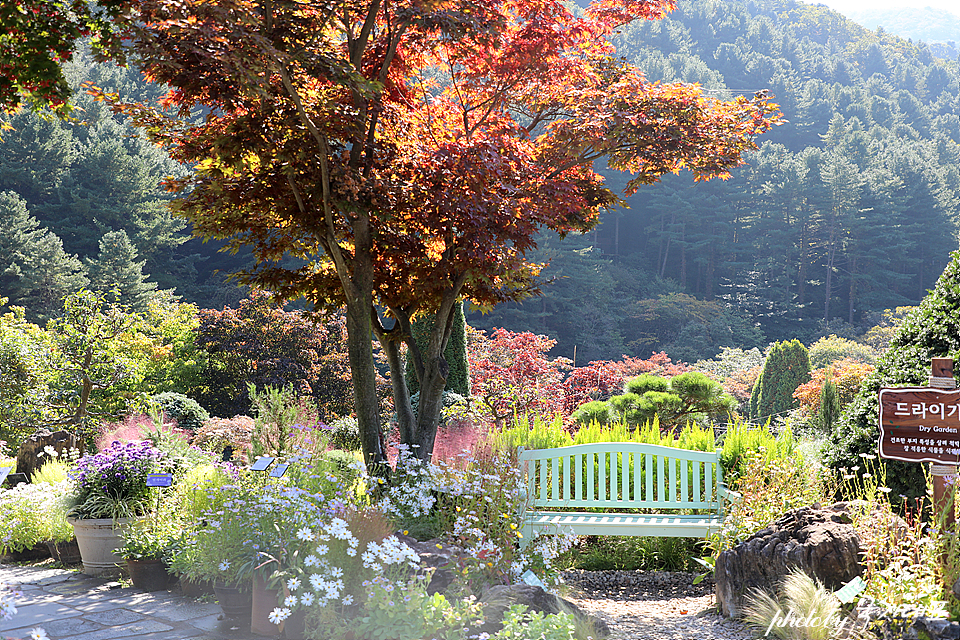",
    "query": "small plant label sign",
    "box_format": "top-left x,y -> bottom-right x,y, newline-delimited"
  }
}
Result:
269,463 -> 289,478
521,570 -> 546,589
146,473 -> 173,488
250,456 -> 275,471
834,576 -> 867,604
0,466 -> 11,484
